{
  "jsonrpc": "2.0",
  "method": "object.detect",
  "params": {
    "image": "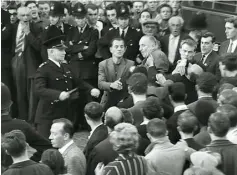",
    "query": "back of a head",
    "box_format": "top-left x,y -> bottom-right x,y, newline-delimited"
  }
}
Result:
2,130 -> 26,158
177,110 -> 198,134
120,108 -> 134,124
221,53 -> 237,72
41,149 -> 65,175
219,89 -> 237,108
1,83 -> 12,112
208,112 -> 230,137
147,118 -> 167,138
194,100 -> 216,126
217,104 -> 237,127
218,83 -> 235,95
105,107 -> 123,130
110,123 -> 139,154
196,72 -> 217,94
168,82 -> 186,103
53,118 -> 74,138
142,96 -> 163,120
84,102 -> 103,122
127,73 -> 148,95
132,66 -> 148,77
184,166 -> 213,175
